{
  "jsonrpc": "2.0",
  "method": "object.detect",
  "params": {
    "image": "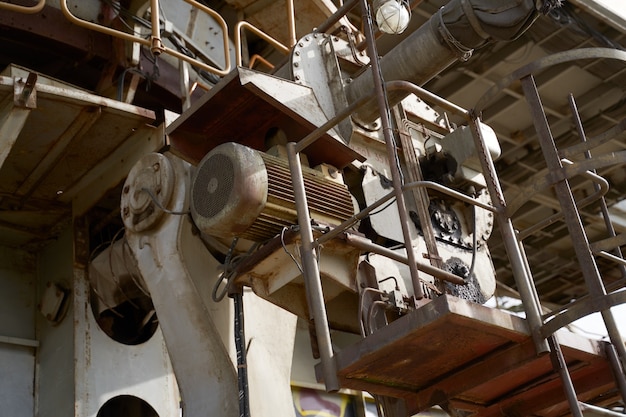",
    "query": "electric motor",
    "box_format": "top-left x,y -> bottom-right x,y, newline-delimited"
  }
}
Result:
191,142 -> 354,241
